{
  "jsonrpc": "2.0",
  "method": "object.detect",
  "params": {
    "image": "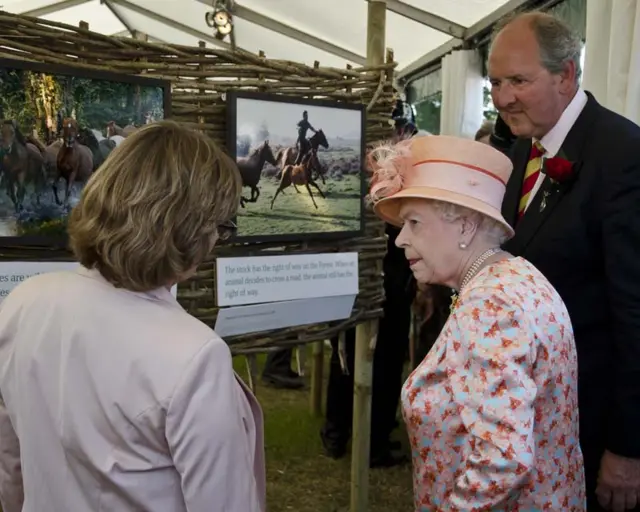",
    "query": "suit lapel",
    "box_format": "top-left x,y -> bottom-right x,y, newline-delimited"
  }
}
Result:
508,93 -> 600,251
